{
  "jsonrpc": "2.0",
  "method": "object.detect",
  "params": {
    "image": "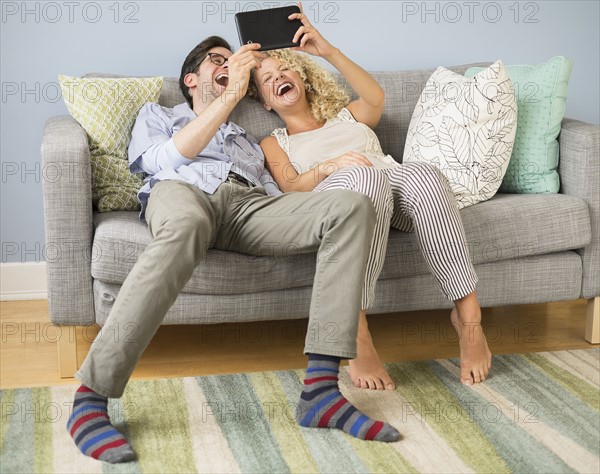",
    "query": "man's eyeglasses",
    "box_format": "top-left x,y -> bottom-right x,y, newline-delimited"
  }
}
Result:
194,52 -> 229,72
